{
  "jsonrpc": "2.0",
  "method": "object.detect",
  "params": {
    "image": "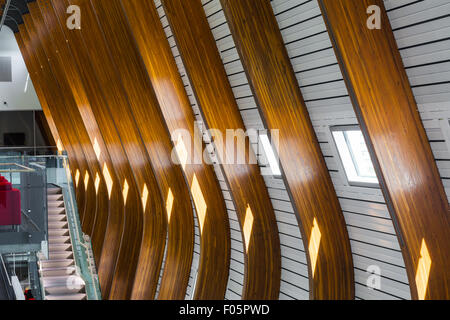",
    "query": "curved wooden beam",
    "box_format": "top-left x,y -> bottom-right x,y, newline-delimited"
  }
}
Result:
50,0 -> 168,300
119,0 -> 231,300
27,2 -> 106,259
220,0 -> 354,299
15,29 -> 77,188
44,0 -> 133,298
19,15 -> 91,234
33,0 -> 127,289
88,0 -> 196,300
162,0 -> 281,300
319,0 -> 450,300
15,35 -> 62,153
